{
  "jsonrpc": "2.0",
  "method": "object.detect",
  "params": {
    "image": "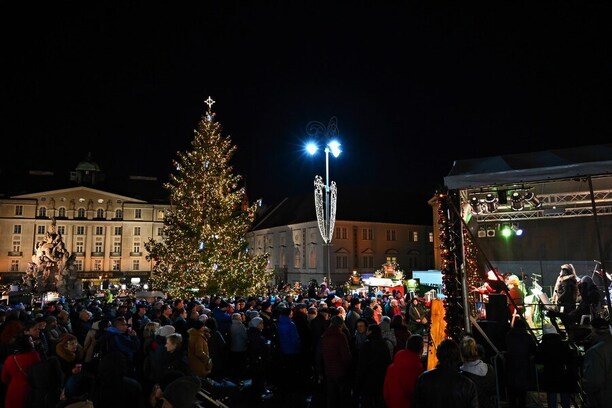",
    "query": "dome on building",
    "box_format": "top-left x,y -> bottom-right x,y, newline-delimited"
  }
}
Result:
76,153 -> 101,172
